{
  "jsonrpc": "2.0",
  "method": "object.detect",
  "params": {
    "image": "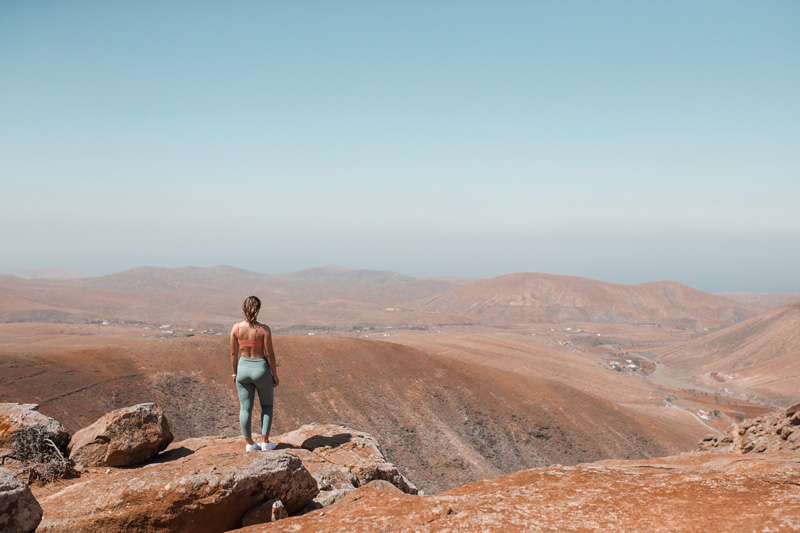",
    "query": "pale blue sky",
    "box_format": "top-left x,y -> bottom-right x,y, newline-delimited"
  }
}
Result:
1,2 -> 799,292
